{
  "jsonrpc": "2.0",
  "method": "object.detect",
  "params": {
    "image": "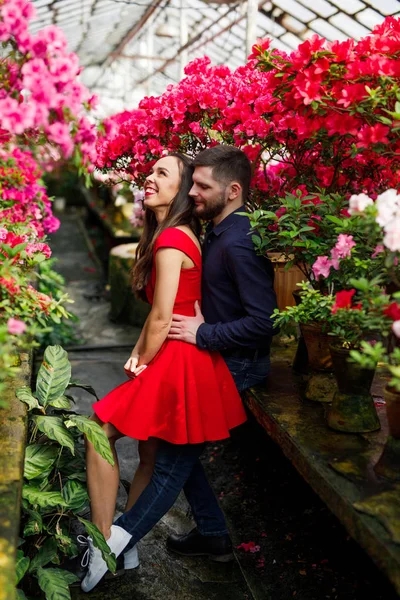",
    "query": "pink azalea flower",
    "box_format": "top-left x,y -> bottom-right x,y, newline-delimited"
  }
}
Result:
312,256 -> 332,279
333,234 -> 356,259
7,317 -> 27,335
371,245 -> 384,258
